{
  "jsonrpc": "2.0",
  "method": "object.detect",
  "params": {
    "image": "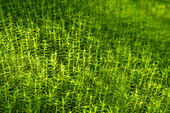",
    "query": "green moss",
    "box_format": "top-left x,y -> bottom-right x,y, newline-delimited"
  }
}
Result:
0,0 -> 169,112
